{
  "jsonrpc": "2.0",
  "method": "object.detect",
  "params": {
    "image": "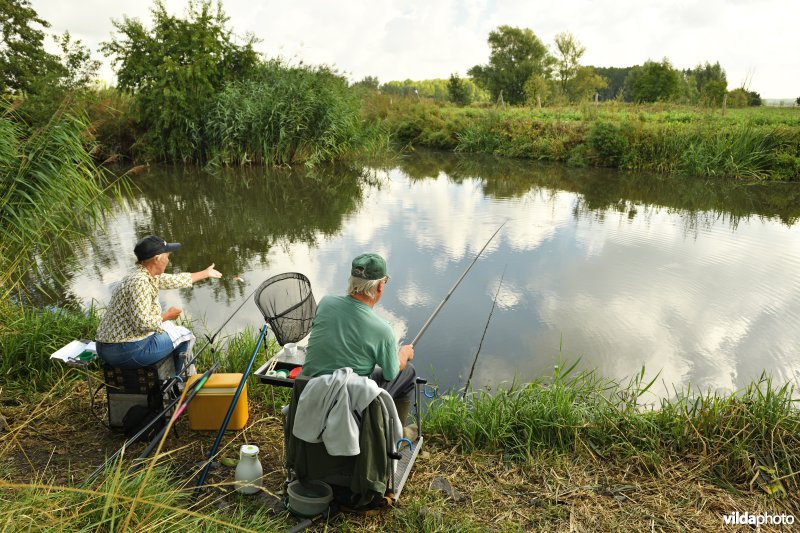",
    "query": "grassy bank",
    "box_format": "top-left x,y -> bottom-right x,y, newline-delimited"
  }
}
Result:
2,320 -> 798,530
368,95 -> 800,181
